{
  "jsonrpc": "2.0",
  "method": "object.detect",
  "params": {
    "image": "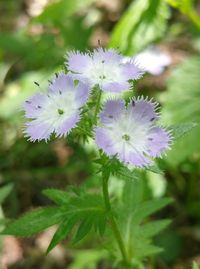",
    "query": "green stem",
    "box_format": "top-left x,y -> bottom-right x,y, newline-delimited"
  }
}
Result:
94,90 -> 102,122
102,171 -> 129,268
